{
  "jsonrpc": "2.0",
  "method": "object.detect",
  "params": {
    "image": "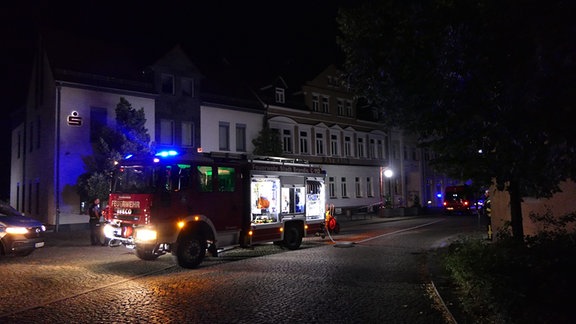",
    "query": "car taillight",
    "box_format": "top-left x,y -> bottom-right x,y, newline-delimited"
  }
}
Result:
464,201 -> 469,206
